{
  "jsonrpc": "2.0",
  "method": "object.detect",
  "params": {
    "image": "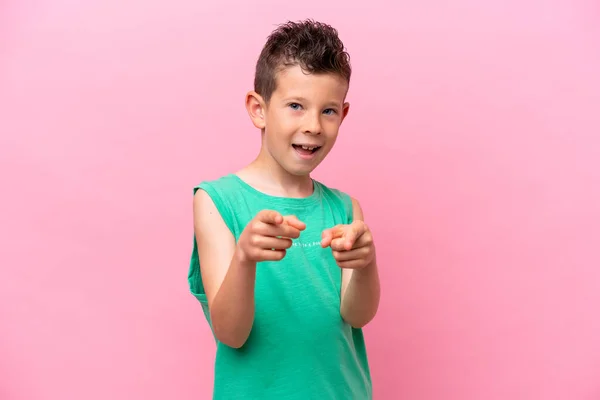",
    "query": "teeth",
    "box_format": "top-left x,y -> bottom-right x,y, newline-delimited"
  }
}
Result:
301,145 -> 316,150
